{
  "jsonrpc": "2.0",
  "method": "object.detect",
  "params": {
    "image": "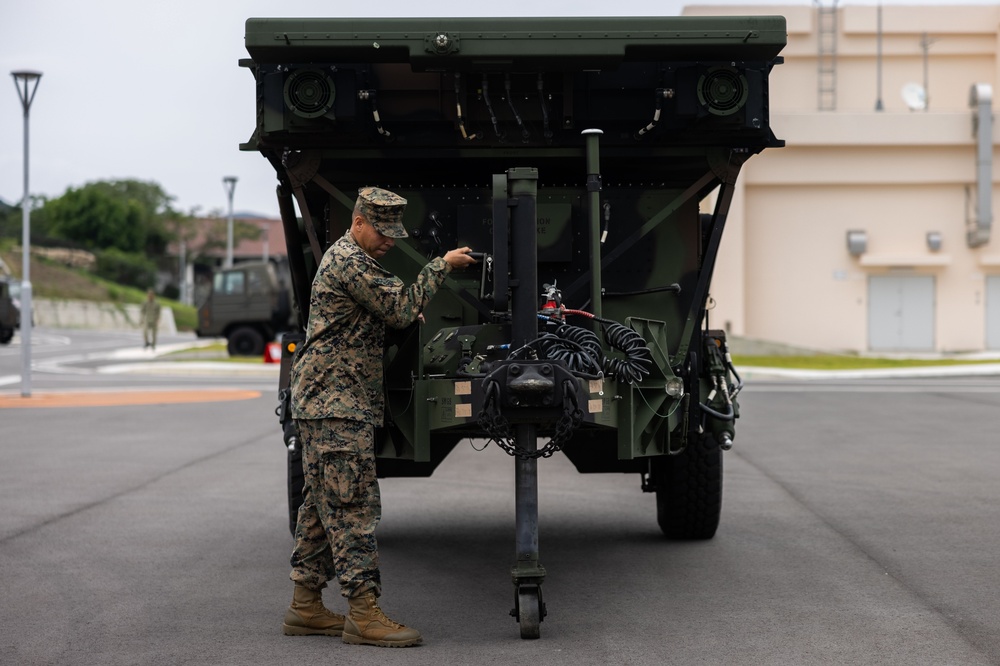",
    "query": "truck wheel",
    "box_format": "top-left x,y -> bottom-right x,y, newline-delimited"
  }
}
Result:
0,328 -> 12,344
287,445 -> 305,535
228,326 -> 266,356
652,432 -> 723,539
